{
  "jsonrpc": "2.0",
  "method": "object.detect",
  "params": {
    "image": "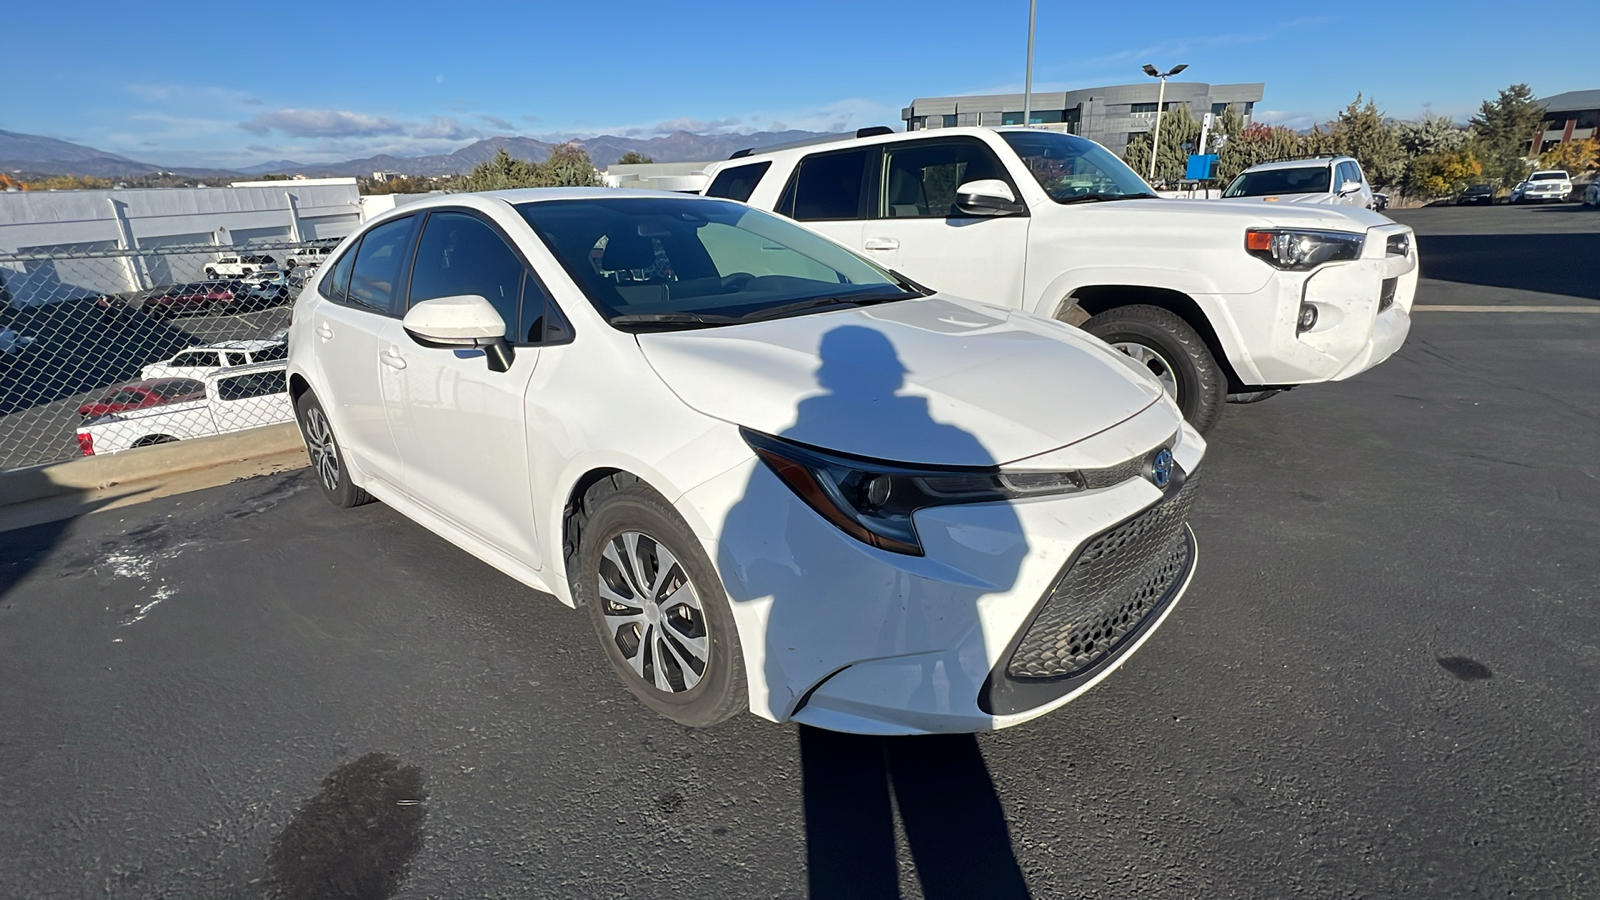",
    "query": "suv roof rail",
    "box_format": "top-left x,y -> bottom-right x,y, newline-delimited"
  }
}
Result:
726,125 -> 901,160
